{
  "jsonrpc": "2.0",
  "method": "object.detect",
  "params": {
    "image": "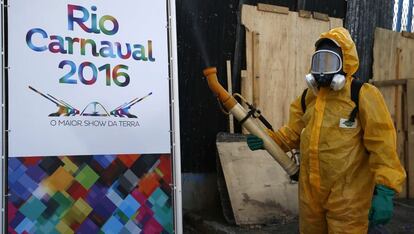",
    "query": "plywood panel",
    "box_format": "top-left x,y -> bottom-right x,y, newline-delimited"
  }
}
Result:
241,4 -> 342,130
399,34 -> 414,79
373,30 -> 404,199
216,133 -> 298,225
399,43 -> 414,192
373,28 -> 400,112
373,27 -> 414,198
407,80 -> 414,198
396,38 -> 414,198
